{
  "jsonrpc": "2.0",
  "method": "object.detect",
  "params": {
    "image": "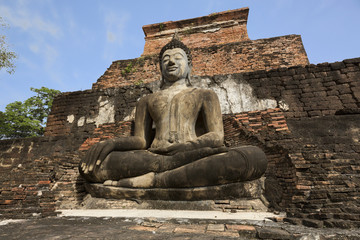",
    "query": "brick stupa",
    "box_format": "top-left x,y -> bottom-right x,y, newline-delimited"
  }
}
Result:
91,7 -> 308,90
